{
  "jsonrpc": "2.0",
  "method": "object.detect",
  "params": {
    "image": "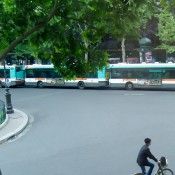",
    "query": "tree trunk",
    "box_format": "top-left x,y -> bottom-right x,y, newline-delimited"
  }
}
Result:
121,38 -> 126,62
84,39 -> 89,62
84,25 -> 90,62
